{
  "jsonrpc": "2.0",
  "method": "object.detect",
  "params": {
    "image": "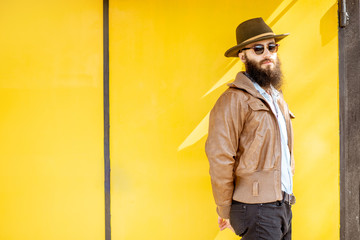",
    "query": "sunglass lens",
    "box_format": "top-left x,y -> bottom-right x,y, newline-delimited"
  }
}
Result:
268,44 -> 278,53
253,45 -> 264,55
